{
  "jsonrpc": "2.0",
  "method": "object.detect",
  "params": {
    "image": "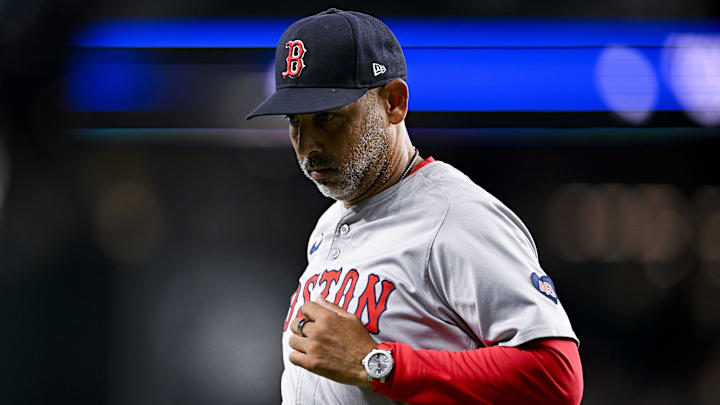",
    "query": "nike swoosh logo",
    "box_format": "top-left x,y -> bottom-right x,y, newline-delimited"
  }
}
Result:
309,234 -> 322,255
